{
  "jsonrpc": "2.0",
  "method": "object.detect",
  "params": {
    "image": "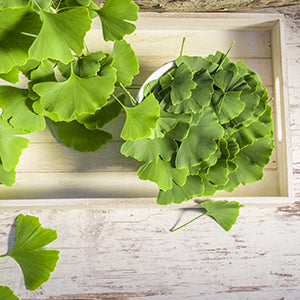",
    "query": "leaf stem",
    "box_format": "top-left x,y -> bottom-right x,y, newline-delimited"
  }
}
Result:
84,41 -> 90,54
171,213 -> 205,232
120,82 -> 137,106
180,37 -> 186,57
112,94 -> 126,110
56,0 -> 63,10
216,41 -> 235,72
32,0 -> 42,10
